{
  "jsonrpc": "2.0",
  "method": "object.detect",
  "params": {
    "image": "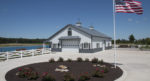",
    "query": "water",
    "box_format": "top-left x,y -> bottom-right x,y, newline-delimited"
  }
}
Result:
0,45 -> 49,52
